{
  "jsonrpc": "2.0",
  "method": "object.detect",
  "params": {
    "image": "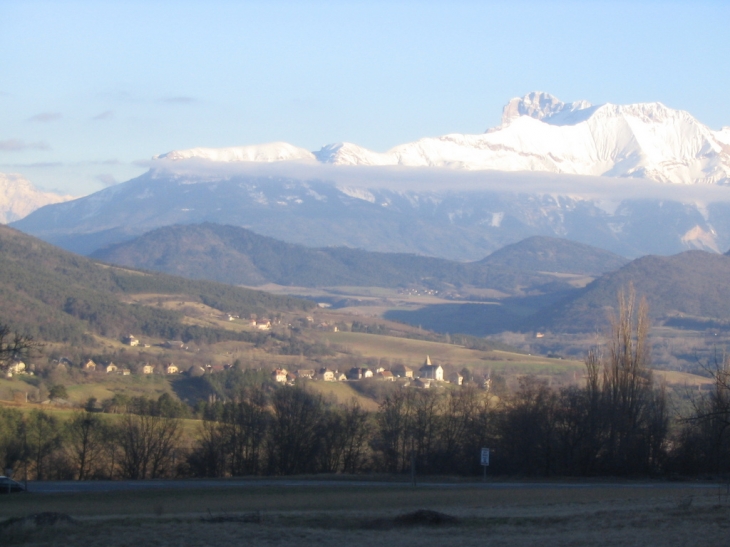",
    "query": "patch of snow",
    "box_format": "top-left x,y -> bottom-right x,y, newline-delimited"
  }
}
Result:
157,142 -> 315,163
337,186 -> 376,203
681,225 -> 720,252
